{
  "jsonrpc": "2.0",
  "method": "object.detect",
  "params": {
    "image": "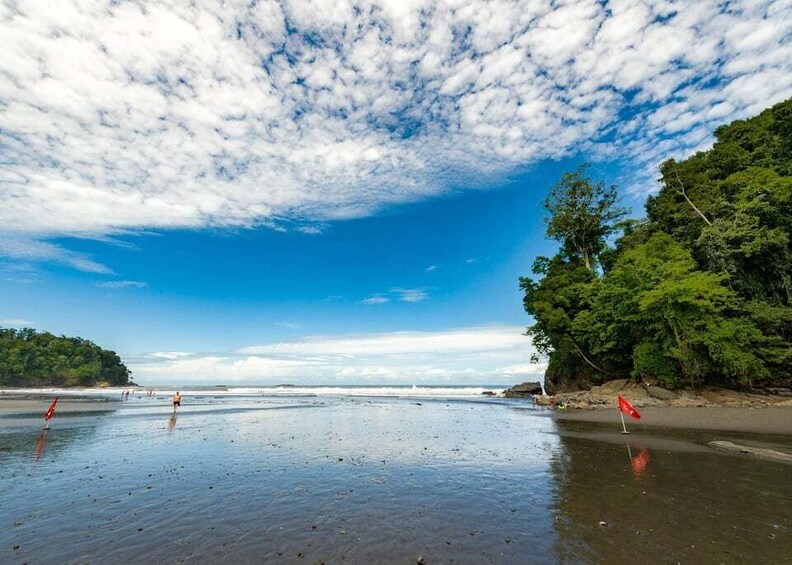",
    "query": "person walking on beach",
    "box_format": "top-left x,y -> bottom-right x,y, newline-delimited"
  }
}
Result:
172,391 -> 181,410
